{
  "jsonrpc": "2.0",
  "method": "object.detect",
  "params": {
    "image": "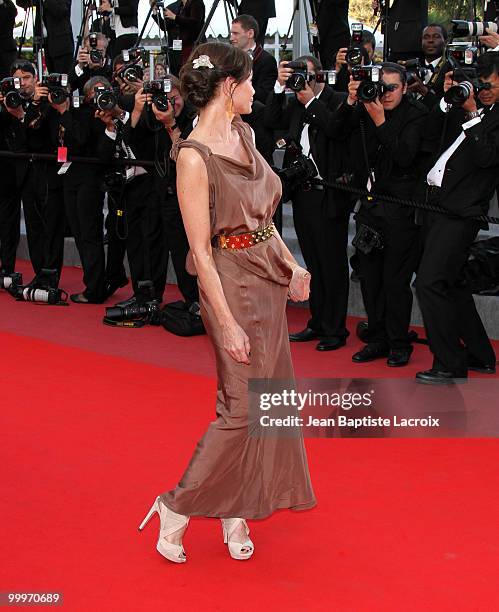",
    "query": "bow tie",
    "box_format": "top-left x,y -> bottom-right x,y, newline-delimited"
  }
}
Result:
425,63 -> 435,73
